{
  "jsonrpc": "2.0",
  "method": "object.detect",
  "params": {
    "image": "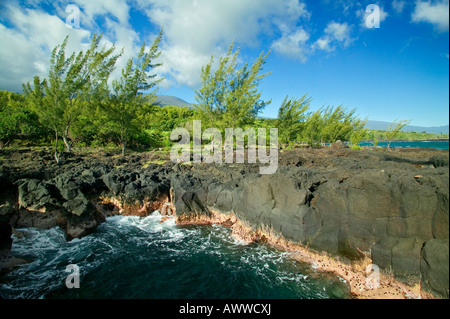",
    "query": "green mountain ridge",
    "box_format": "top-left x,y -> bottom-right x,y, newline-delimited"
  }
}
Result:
154,95 -> 193,109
